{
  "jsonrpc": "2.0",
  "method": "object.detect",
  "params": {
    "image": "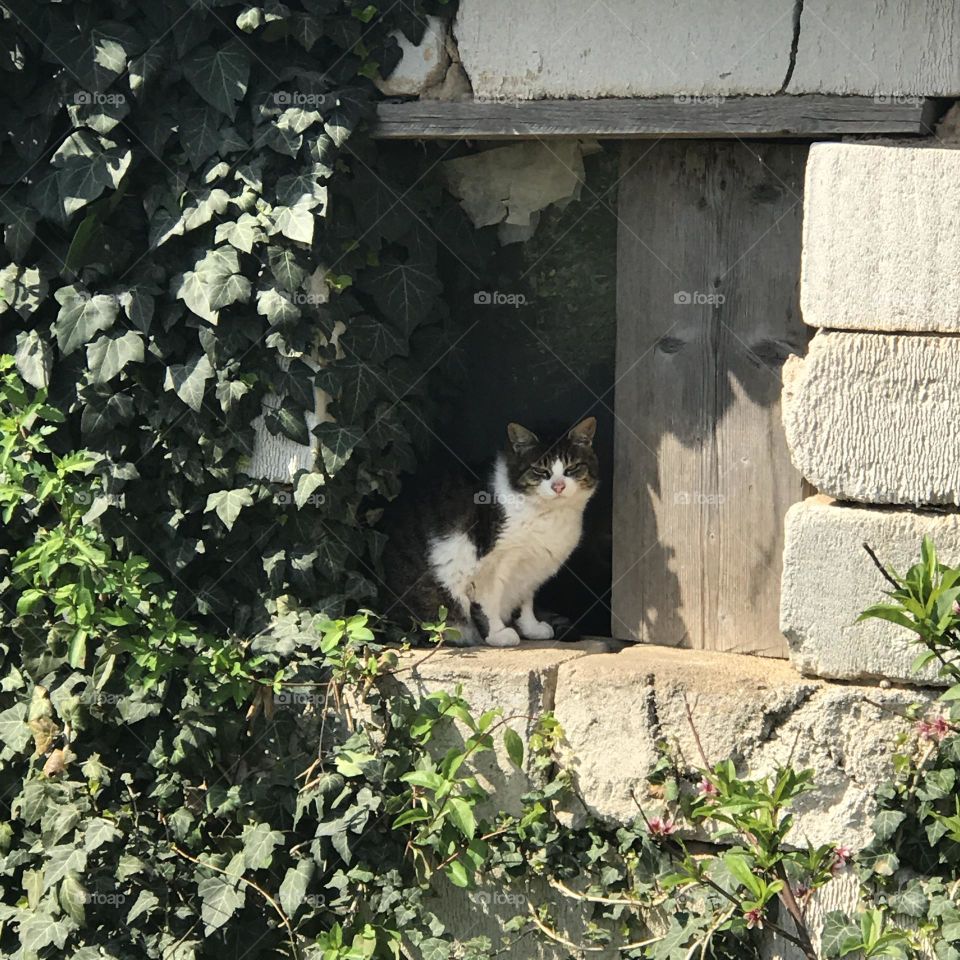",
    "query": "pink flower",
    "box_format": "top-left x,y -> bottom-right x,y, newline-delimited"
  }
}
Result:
647,816 -> 676,839
916,715 -> 952,742
952,600 -> 960,616
744,908 -> 764,929
698,777 -> 719,797
793,883 -> 811,903
831,845 -> 852,875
